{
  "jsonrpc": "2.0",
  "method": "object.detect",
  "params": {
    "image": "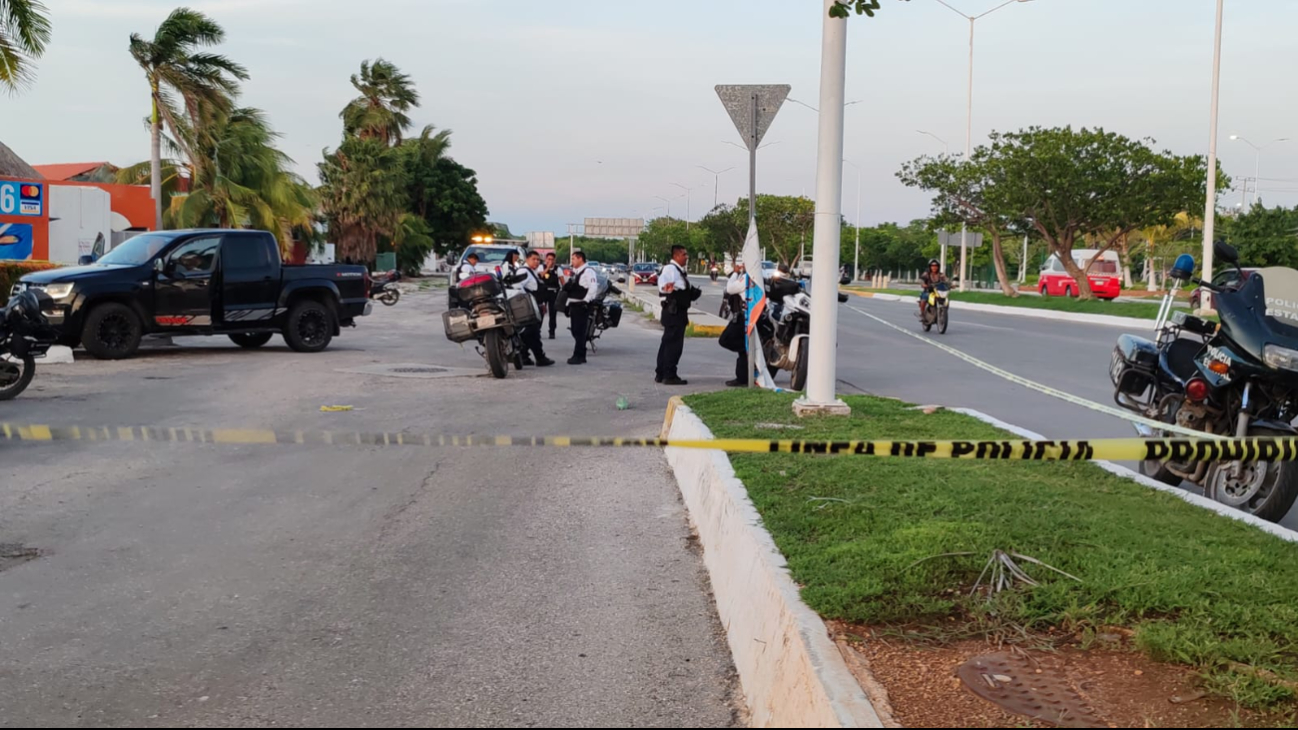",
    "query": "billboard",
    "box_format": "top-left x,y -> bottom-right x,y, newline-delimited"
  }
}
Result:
526,231 -> 556,249
0,180 -> 43,217
584,218 -> 644,238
